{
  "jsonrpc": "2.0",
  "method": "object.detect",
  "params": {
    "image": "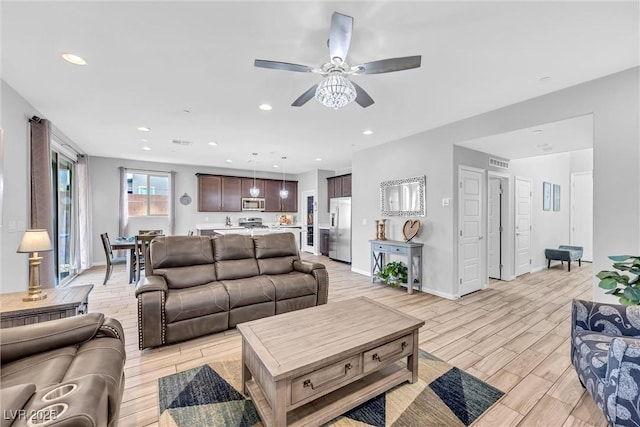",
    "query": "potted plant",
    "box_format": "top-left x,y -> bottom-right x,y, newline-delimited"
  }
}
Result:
377,261 -> 408,288
597,255 -> 640,305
